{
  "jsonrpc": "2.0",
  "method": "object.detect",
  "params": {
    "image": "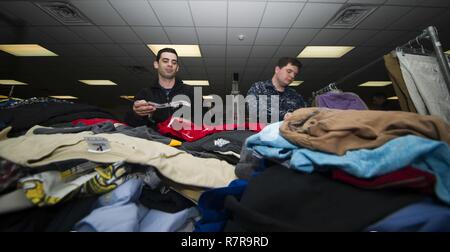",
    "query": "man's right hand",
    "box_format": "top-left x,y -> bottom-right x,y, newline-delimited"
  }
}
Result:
133,100 -> 156,117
